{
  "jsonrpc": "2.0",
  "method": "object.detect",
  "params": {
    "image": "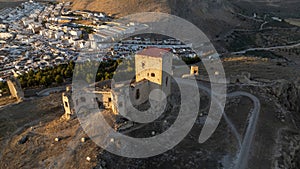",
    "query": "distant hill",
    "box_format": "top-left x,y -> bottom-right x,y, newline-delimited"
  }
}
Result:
61,0 -> 300,52
0,0 -> 25,10
68,0 -> 170,16
62,0 -> 240,39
